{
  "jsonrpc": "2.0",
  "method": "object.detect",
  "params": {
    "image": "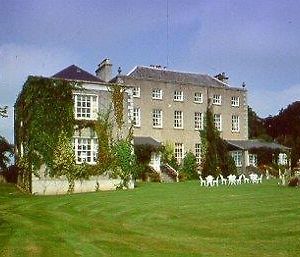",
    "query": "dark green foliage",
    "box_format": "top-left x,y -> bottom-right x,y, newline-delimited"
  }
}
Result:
179,151 -> 198,180
0,136 -> 13,172
261,101 -> 300,167
201,107 -> 236,177
248,106 -> 272,140
201,108 -> 220,177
